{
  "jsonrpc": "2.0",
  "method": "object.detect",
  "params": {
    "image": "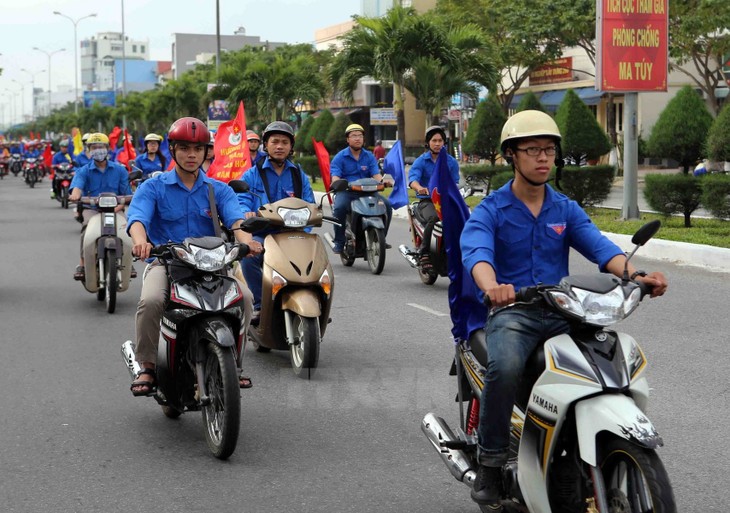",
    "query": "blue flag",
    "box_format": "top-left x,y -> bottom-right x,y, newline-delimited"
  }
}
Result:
430,148 -> 487,343
384,140 -> 408,210
159,135 -> 172,166
68,138 -> 75,157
